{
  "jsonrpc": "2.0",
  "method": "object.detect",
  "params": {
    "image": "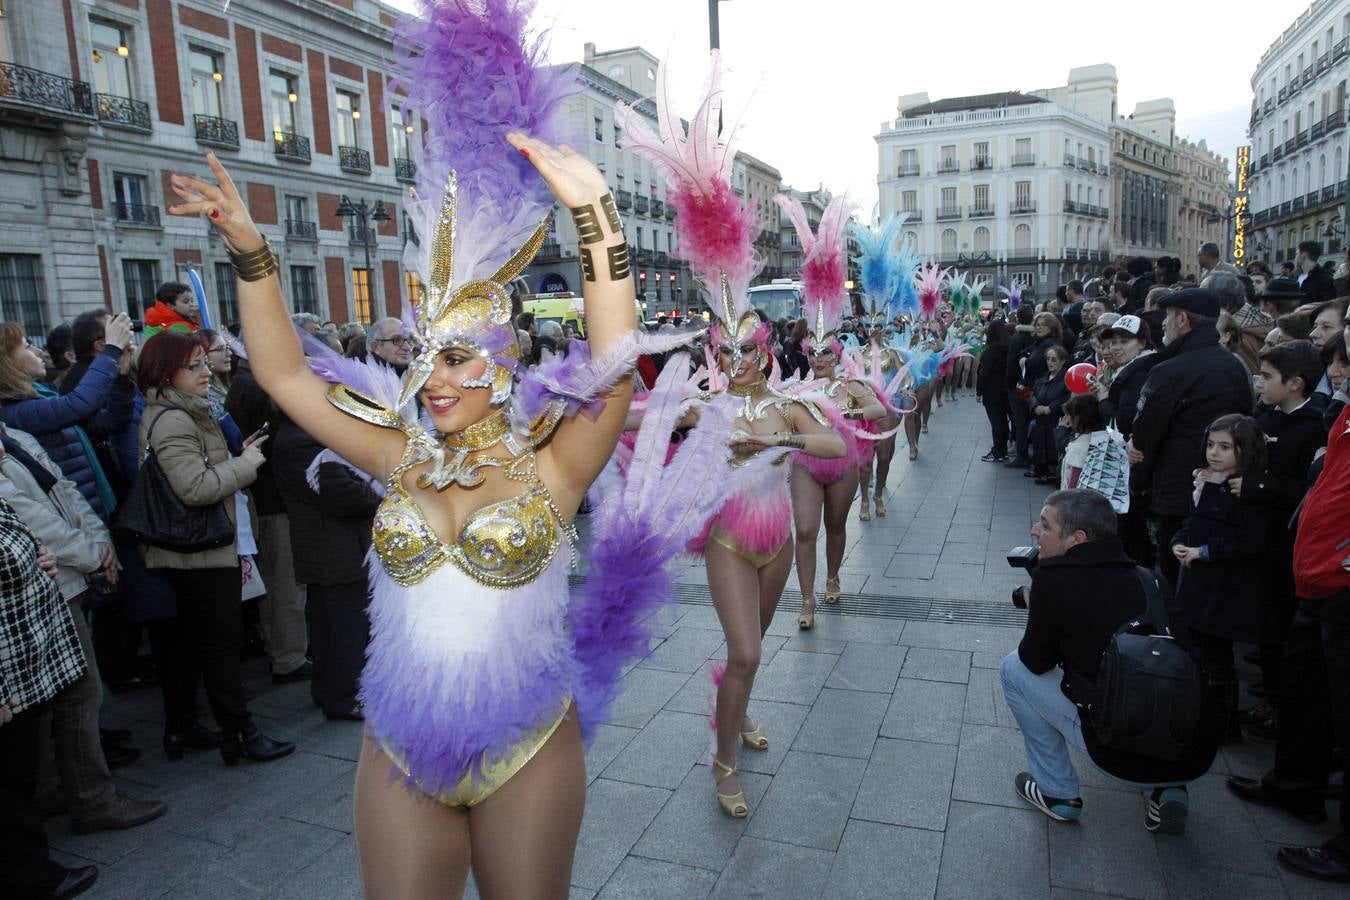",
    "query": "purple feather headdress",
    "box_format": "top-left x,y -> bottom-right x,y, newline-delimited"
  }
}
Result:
1000,281 -> 1025,312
